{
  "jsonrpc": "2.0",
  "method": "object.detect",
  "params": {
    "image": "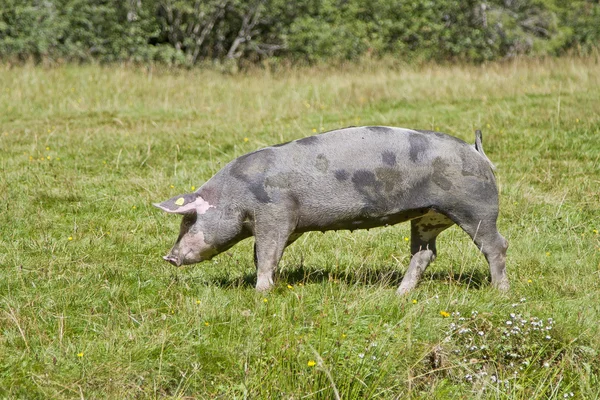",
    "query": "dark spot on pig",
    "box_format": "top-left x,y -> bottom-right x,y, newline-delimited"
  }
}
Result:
272,141 -> 291,148
408,133 -> 430,162
352,169 -> 378,188
334,169 -> 349,181
296,136 -> 319,146
367,126 -> 394,134
315,154 -> 329,173
381,151 -> 397,166
421,223 -> 452,231
230,149 -> 274,203
375,167 -> 403,193
431,157 -> 453,190
248,182 -> 271,203
198,185 -> 219,204
352,170 -> 390,215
